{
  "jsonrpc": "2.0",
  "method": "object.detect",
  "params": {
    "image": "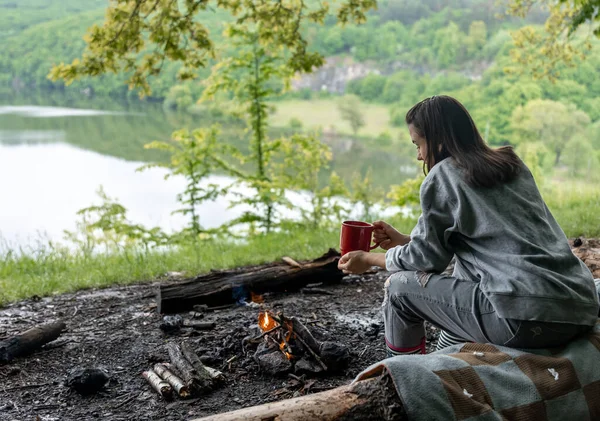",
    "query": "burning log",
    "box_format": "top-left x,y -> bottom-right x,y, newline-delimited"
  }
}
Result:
154,363 -> 190,398
166,342 -> 212,394
191,372 -> 407,421
142,370 -> 173,400
255,311 -> 349,375
157,249 -> 343,313
287,316 -> 321,357
0,321 -> 66,364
